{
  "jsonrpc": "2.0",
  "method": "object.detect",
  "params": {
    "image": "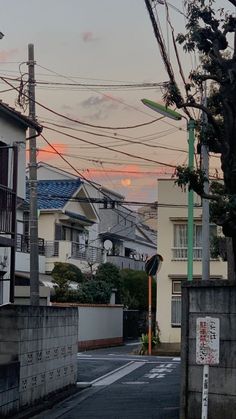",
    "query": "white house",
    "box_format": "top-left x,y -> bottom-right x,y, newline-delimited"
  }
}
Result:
0,101 -> 45,304
34,162 -> 157,272
156,179 -> 227,344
